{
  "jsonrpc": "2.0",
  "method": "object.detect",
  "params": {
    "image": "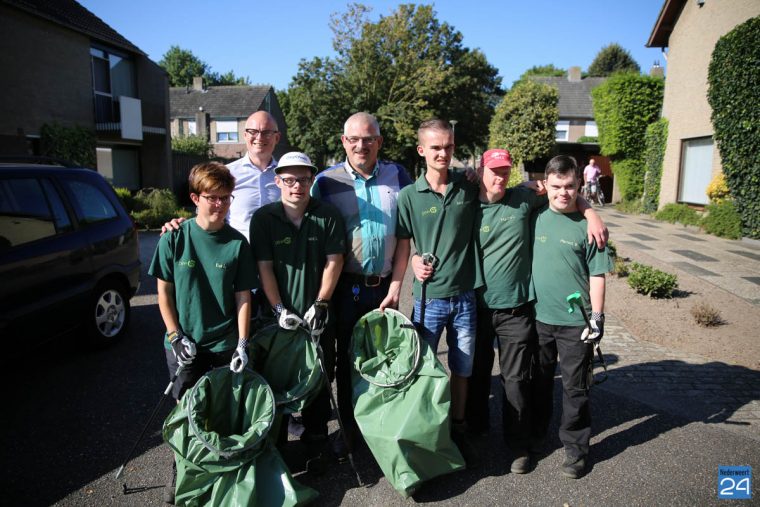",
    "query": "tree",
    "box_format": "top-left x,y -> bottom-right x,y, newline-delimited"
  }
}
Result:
519,64 -> 566,80
159,46 -> 249,87
488,80 -> 559,170
282,4 -> 503,172
587,43 -> 640,77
